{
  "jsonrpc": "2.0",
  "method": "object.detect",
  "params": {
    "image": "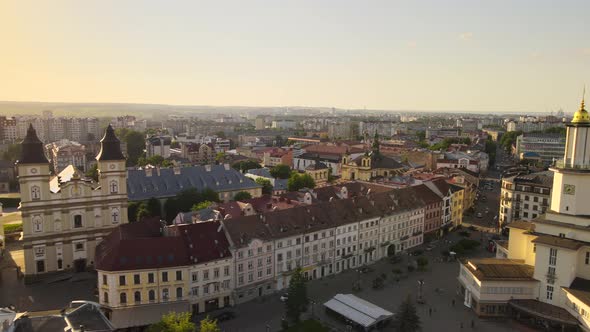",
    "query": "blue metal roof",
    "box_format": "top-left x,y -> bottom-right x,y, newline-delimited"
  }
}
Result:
127,165 -> 261,201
